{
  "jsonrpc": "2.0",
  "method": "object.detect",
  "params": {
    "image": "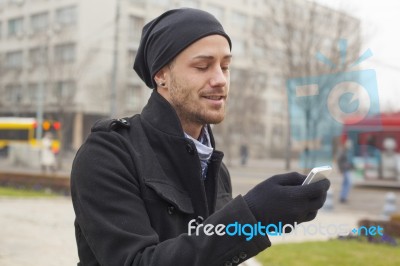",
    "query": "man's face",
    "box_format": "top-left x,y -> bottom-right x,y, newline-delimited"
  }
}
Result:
158,35 -> 232,130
